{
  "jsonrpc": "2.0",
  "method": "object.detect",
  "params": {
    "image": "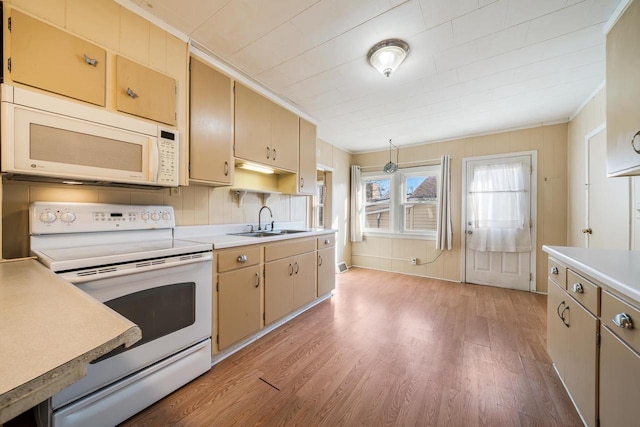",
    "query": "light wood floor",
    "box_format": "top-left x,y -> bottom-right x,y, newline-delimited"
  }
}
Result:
116,268 -> 582,426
